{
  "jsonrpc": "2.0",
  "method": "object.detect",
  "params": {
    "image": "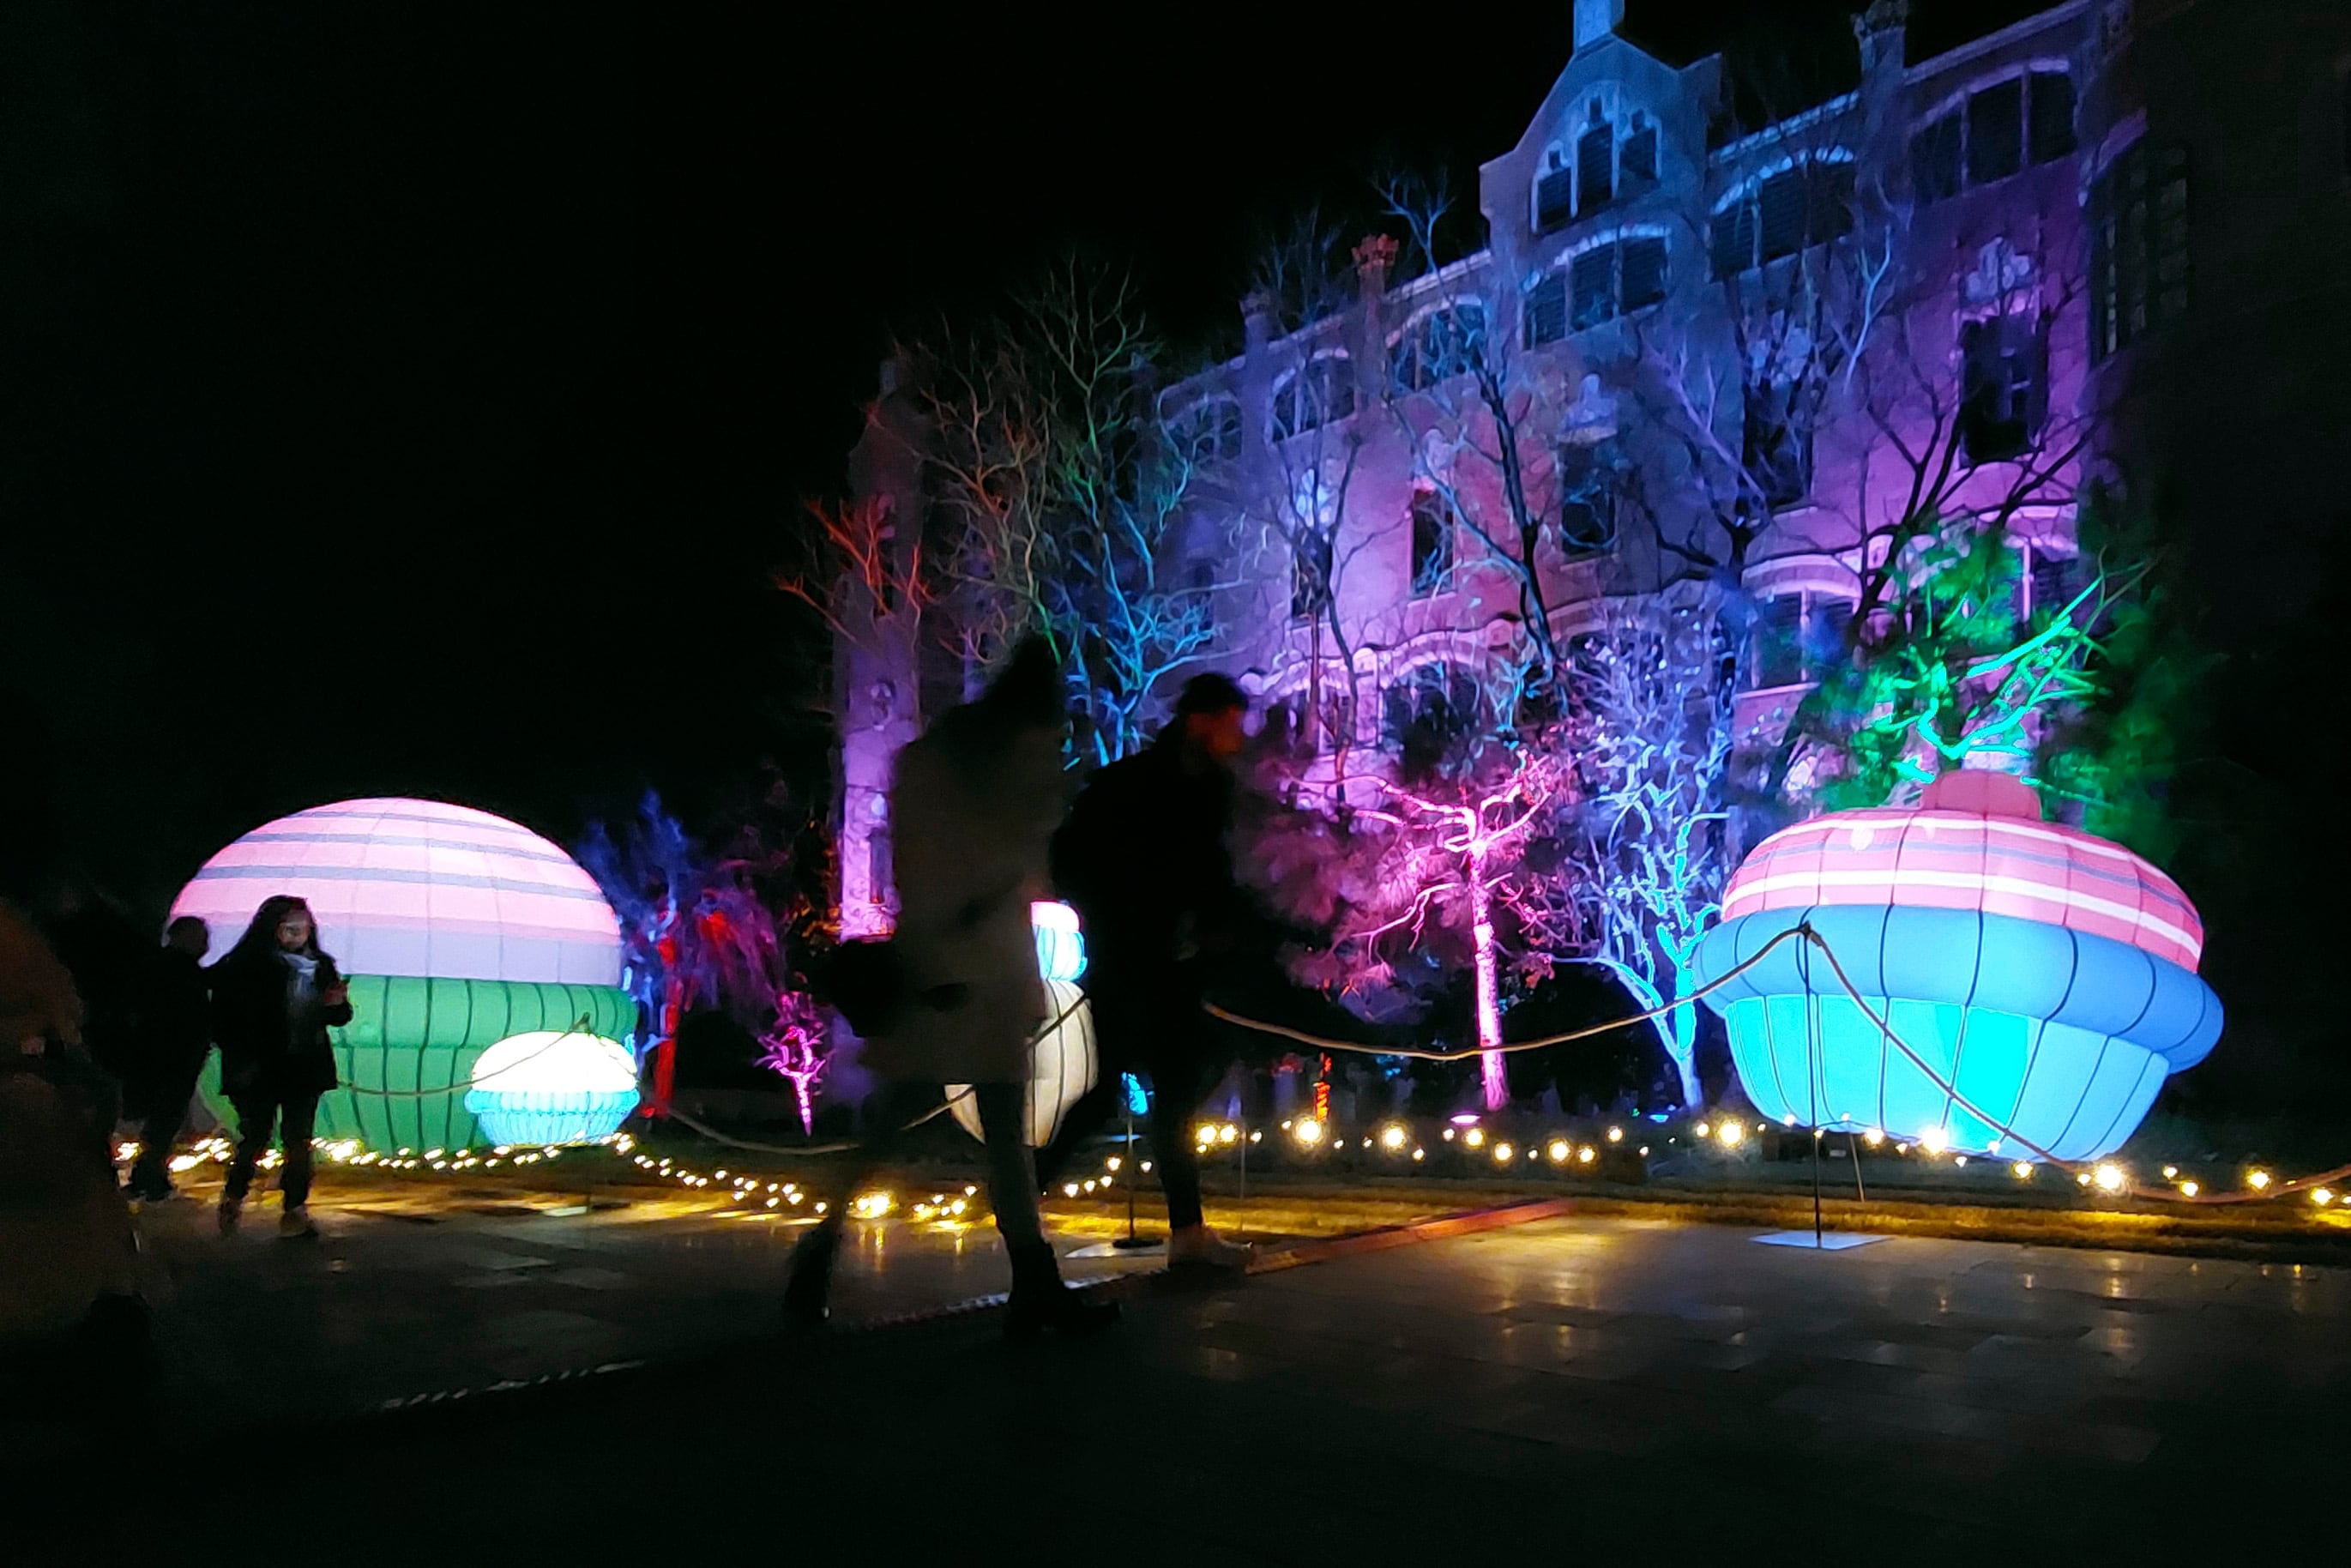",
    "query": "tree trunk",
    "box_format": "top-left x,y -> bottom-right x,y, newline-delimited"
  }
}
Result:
1468,841 -> 1507,1112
